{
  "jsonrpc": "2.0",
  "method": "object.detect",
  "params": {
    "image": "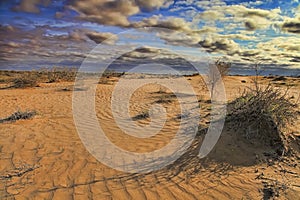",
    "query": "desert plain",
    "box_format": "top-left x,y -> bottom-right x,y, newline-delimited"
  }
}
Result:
0,71 -> 299,200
